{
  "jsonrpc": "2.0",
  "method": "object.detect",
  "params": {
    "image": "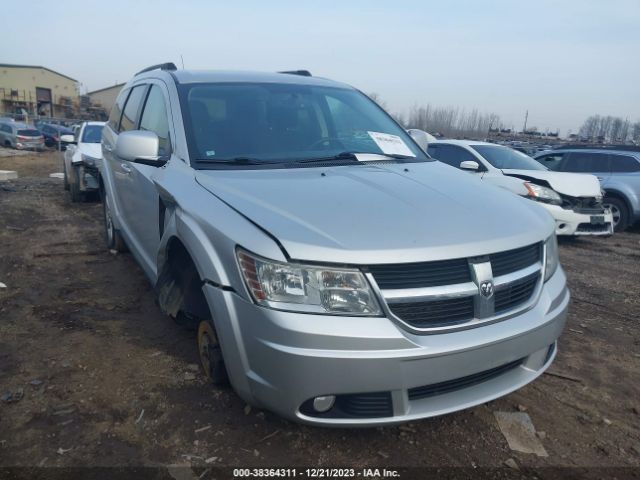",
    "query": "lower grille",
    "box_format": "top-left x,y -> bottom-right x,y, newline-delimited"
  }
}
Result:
577,222 -> 611,233
388,296 -> 474,328
408,358 -> 524,401
336,392 -> 393,418
299,391 -> 393,418
494,273 -> 539,313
